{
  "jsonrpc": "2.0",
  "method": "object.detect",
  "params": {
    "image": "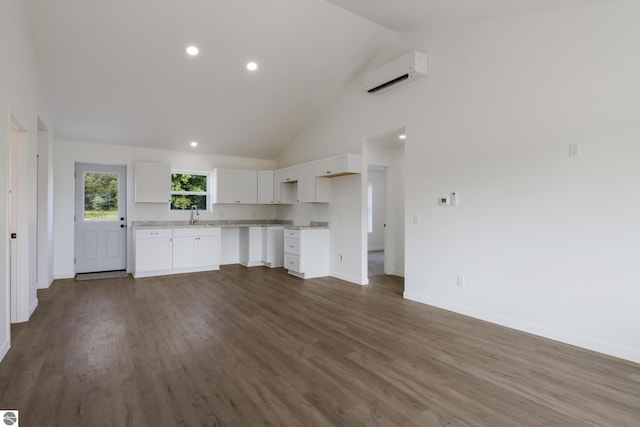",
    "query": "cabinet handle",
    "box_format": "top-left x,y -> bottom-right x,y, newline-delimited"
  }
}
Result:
326,170 -> 331,174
